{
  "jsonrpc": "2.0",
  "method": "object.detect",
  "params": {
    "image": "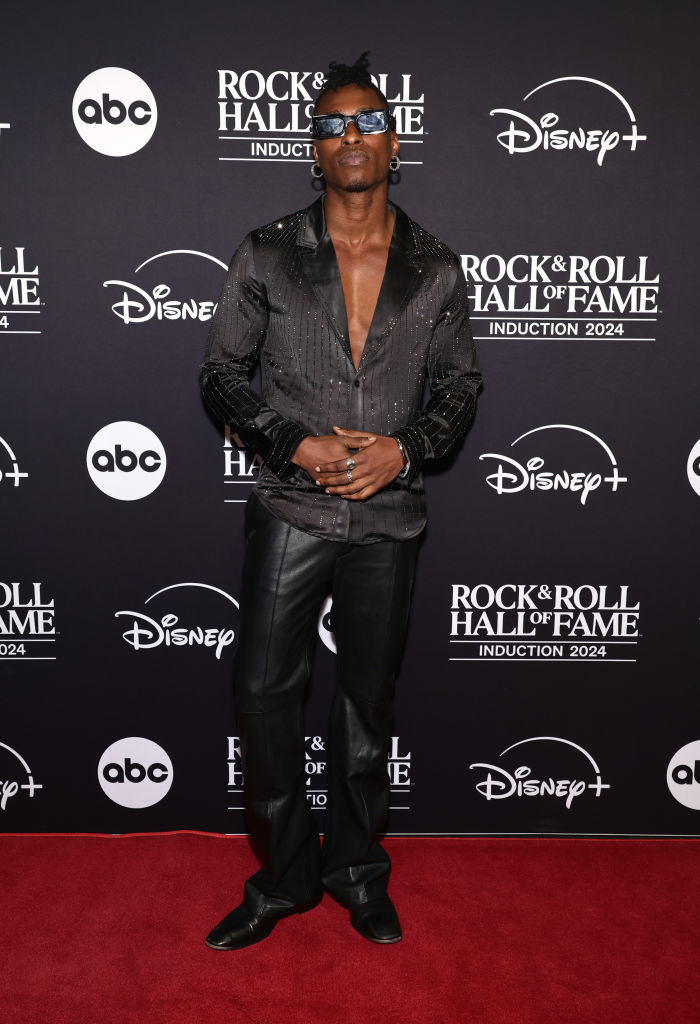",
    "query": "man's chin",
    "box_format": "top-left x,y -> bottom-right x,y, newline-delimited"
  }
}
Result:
337,169 -> 390,194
